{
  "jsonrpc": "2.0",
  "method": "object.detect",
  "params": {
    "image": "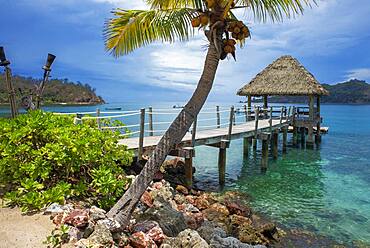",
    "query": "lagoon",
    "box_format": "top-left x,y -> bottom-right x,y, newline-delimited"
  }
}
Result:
1,102 -> 369,244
